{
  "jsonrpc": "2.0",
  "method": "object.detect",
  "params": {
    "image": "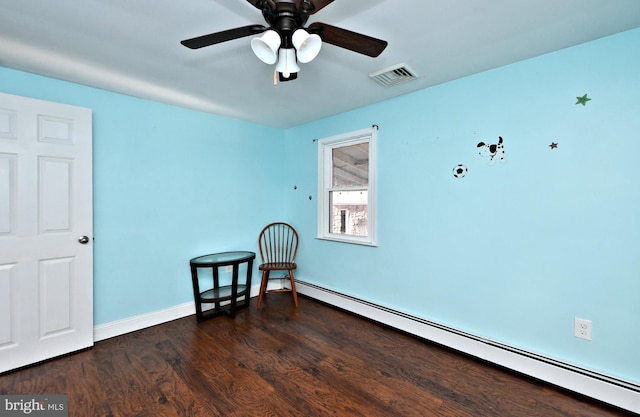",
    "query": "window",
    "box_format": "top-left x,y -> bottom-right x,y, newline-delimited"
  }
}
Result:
317,127 -> 377,246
